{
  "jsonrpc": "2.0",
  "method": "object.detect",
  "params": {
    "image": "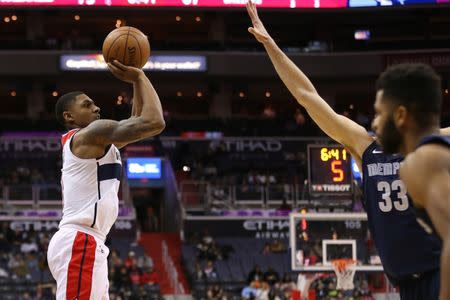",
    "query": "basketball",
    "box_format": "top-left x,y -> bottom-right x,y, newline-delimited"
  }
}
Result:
102,26 -> 150,69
